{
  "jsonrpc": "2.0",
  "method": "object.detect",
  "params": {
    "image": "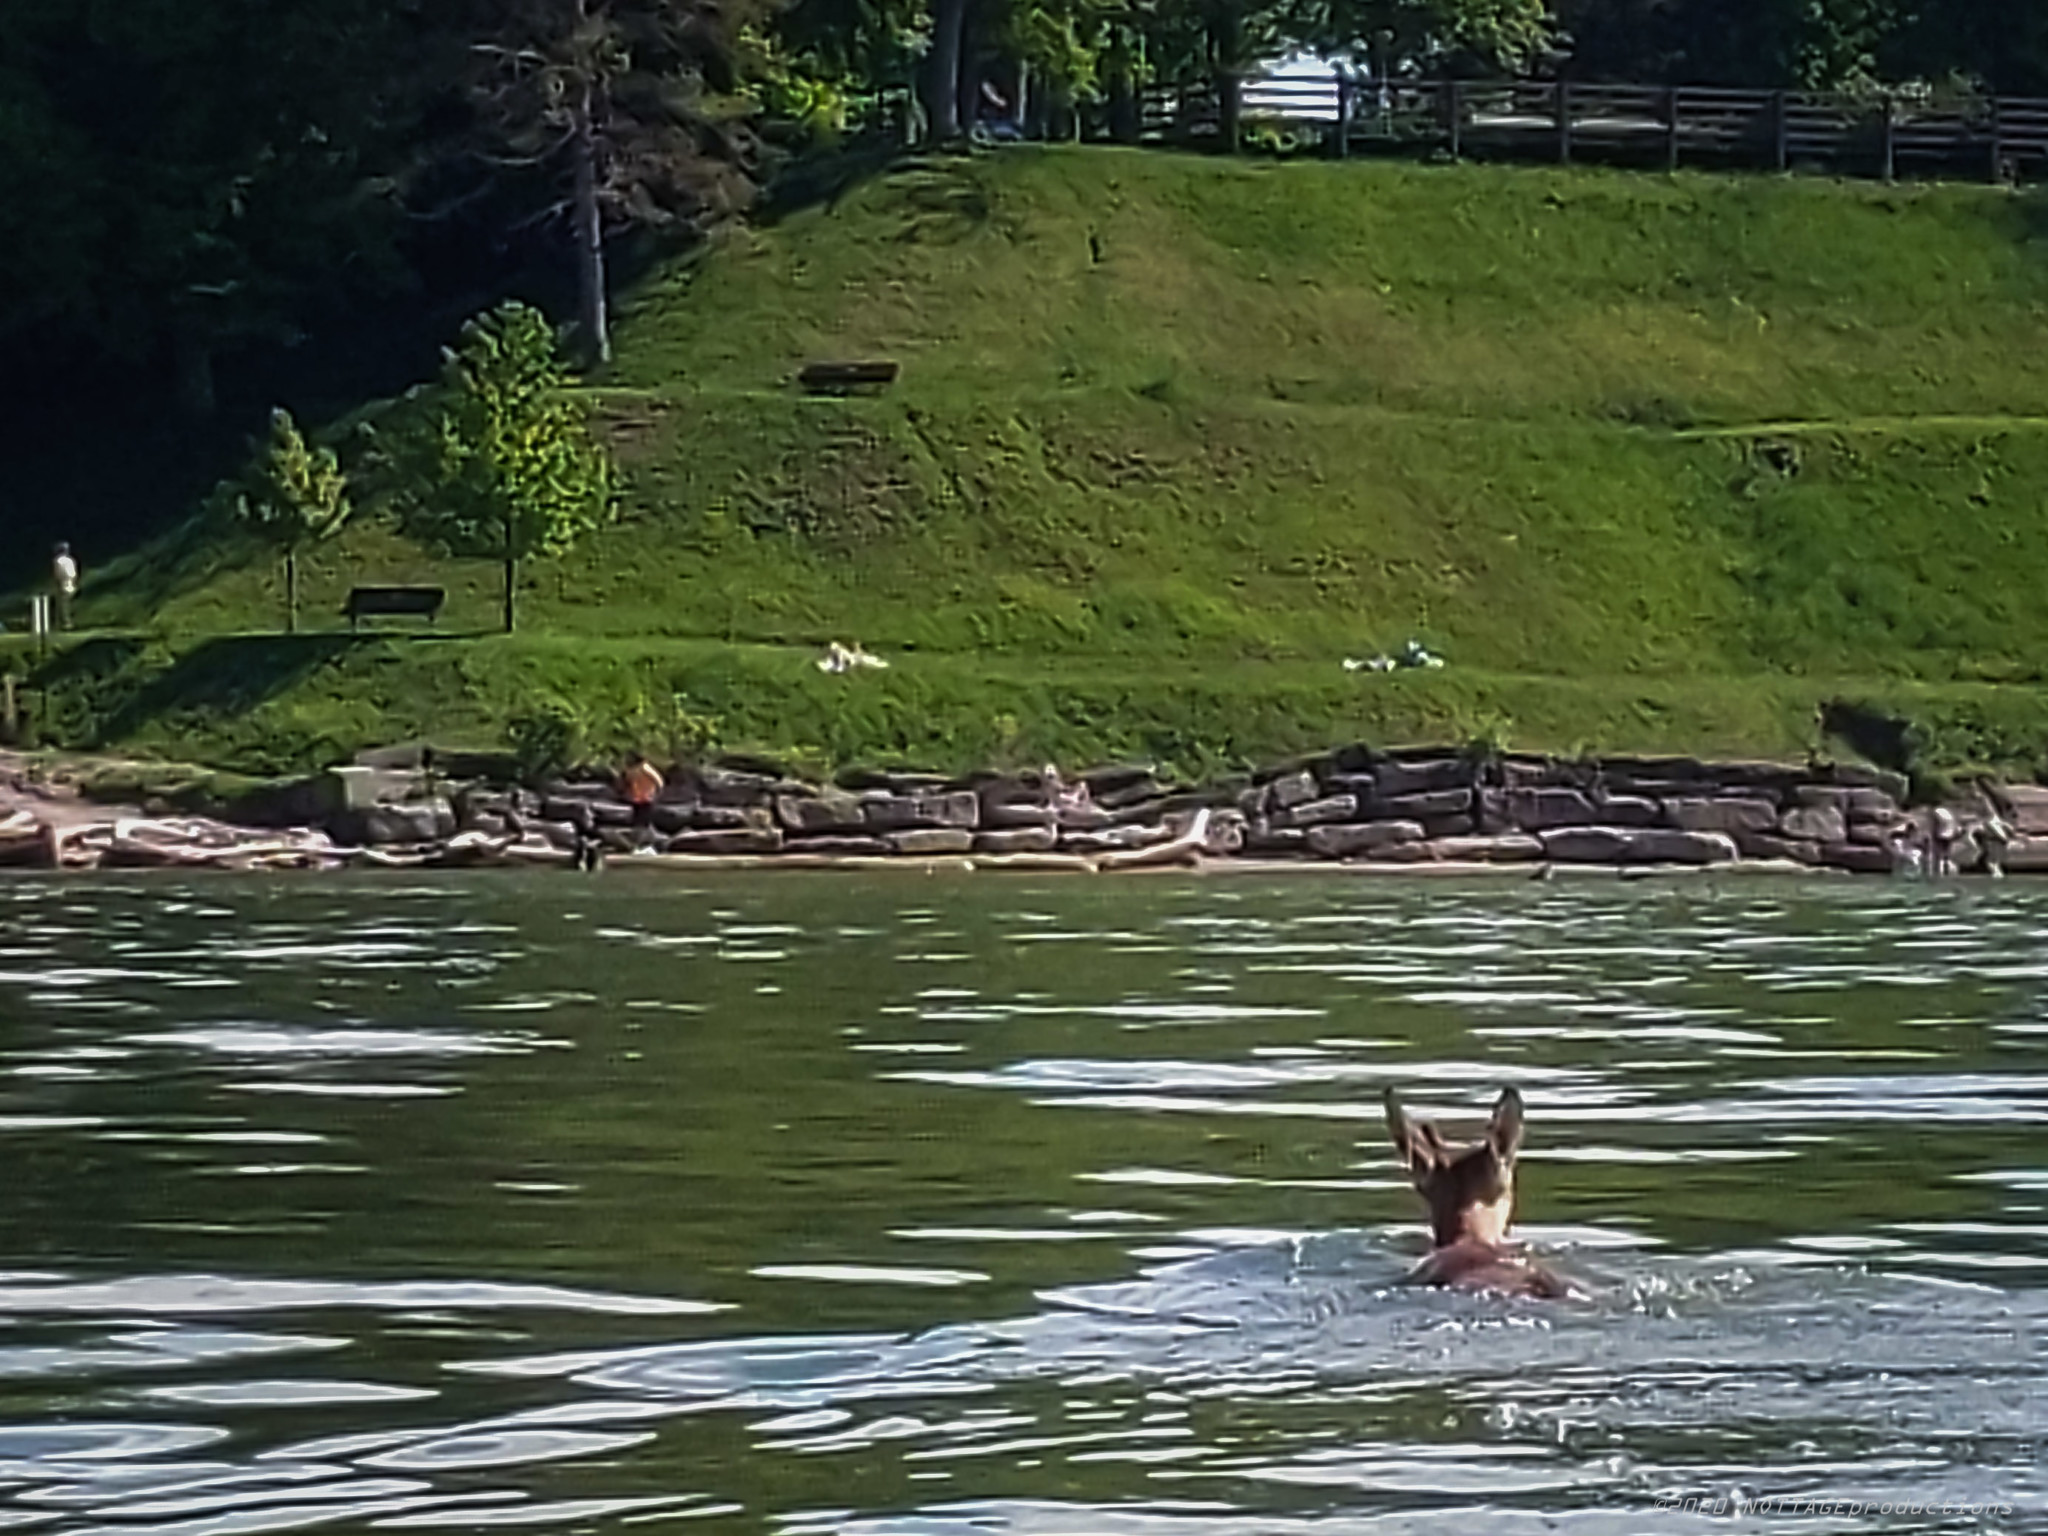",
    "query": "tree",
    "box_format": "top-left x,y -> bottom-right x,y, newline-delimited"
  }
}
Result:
1294,0 -> 1552,89
394,302 -> 616,633
1556,0 -> 1911,88
231,408 -> 353,633
454,0 -> 771,366
0,0 -> 428,417
1003,0 -> 1116,137
1883,0 -> 2048,95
